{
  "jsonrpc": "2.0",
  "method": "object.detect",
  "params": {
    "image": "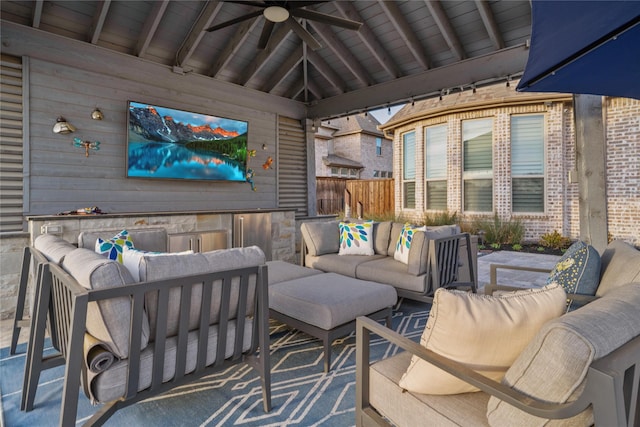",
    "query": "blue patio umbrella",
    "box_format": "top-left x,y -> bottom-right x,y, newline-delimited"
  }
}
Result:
517,1 -> 640,99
